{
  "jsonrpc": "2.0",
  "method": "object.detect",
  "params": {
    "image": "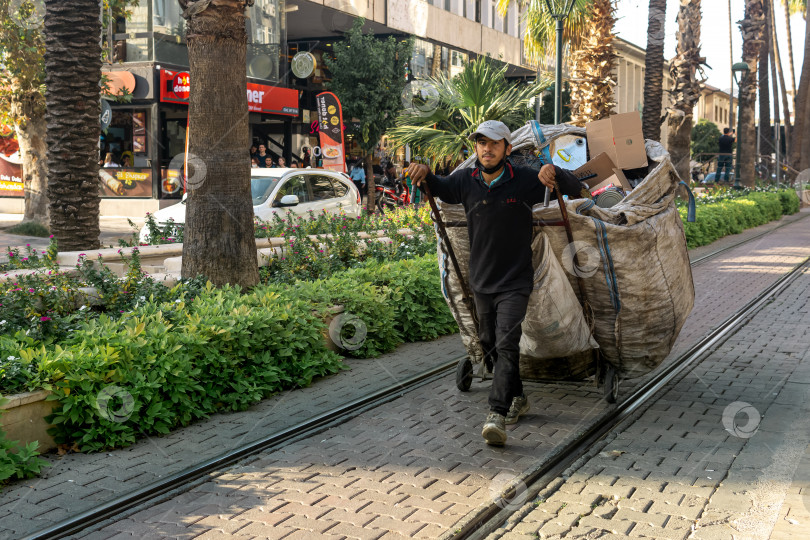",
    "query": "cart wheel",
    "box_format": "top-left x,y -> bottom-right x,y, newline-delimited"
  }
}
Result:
604,365 -> 619,404
456,358 -> 473,391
